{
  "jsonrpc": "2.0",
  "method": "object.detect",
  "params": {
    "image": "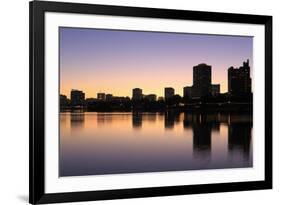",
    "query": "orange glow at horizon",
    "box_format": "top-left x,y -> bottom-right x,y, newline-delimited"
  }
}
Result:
60,66 -> 229,99
59,28 -> 253,99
